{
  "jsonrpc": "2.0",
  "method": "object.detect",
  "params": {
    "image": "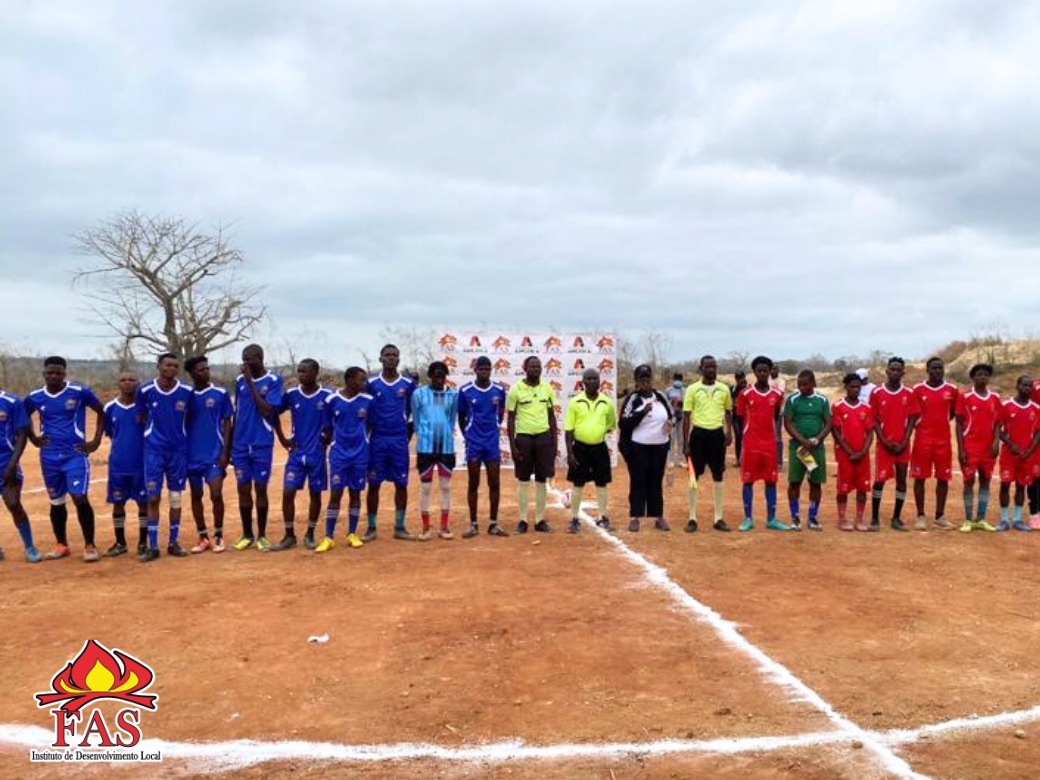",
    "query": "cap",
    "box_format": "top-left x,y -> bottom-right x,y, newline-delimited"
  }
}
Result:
855,368 -> 868,380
